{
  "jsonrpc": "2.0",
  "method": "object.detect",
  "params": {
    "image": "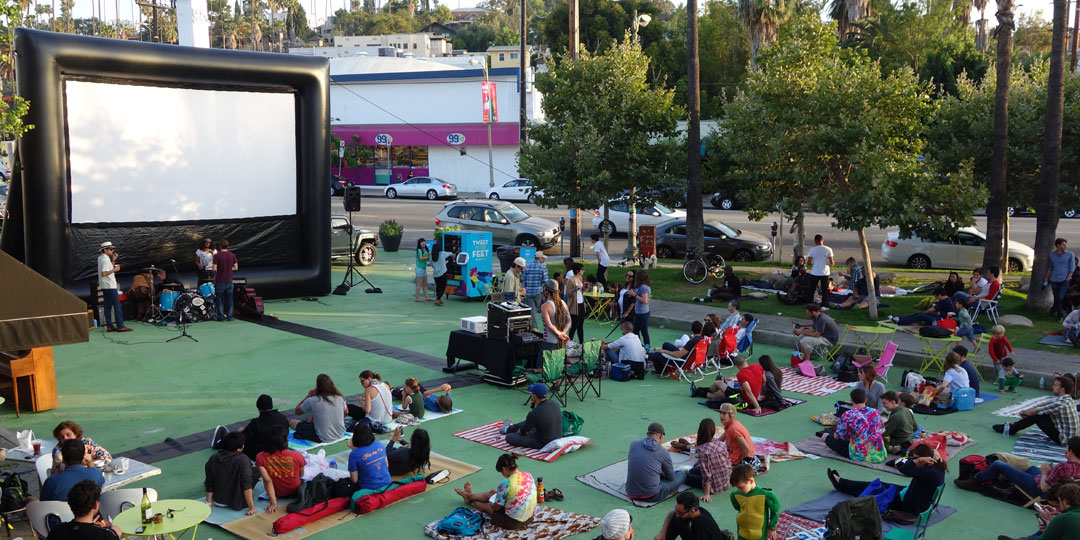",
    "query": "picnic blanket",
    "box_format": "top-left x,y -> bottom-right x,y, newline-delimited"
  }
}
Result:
1038,334 -> 1073,347
992,396 -> 1058,418
754,438 -> 813,462
575,452 -> 695,507
454,421 -> 594,462
786,490 -> 957,535
776,512 -> 826,540
780,368 -> 853,396
975,393 -> 1001,405
792,436 -> 978,476
386,407 -> 465,430
288,429 -> 350,451
700,397 -> 807,416
1013,430 -> 1067,464
424,505 -> 601,540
